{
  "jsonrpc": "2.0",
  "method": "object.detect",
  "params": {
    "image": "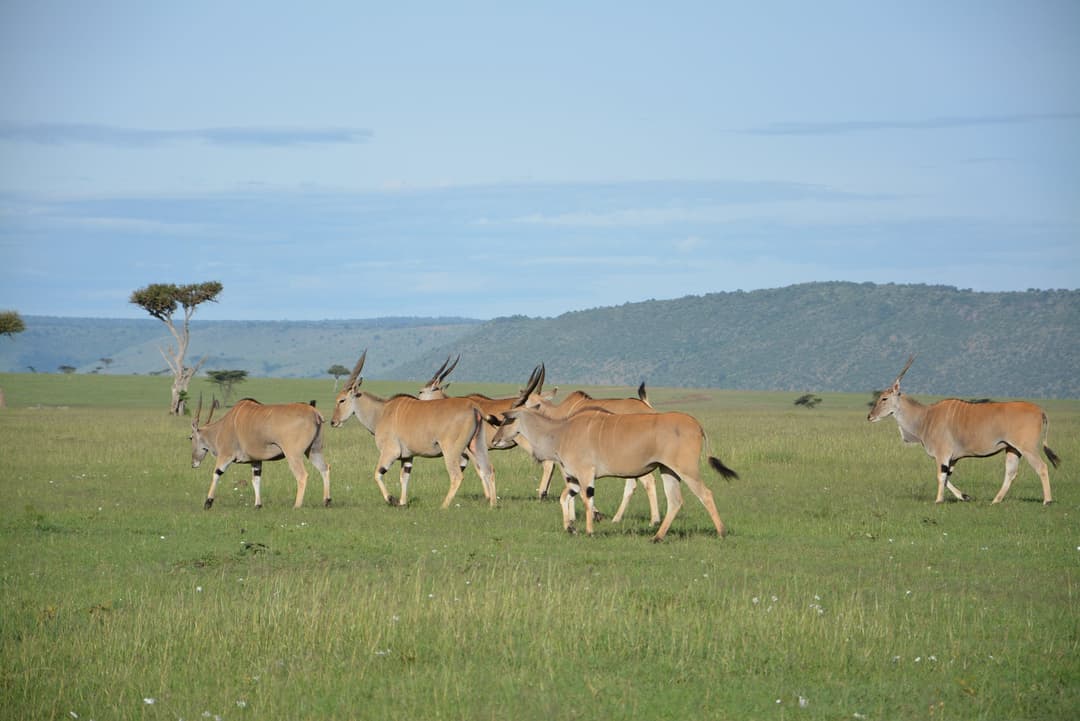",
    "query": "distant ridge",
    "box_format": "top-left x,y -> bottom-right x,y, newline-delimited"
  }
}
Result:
391,282 -> 1079,398
0,316 -> 482,380
2,283 -> 1077,398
